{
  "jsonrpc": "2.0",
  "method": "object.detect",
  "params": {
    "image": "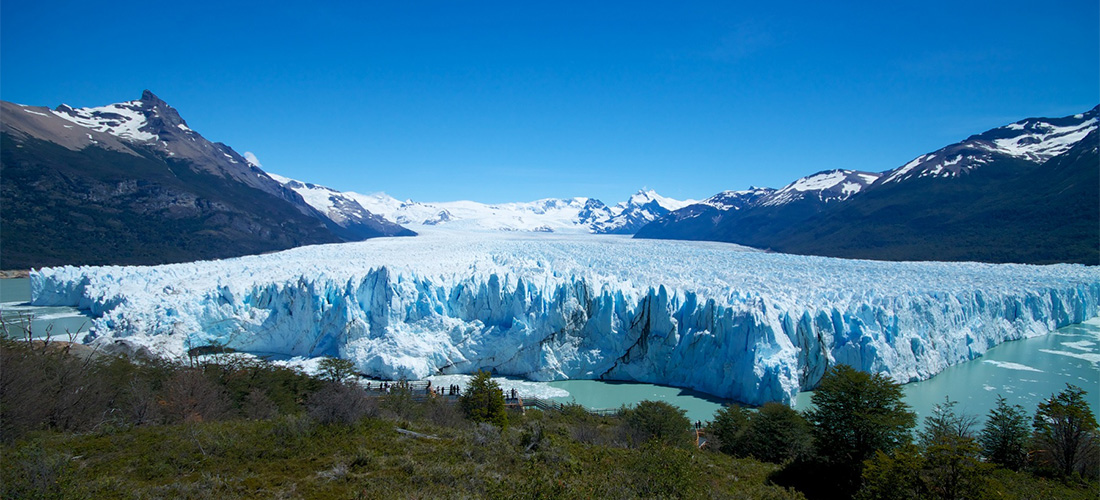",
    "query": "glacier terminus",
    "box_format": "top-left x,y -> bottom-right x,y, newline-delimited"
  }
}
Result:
31,232 -> 1100,406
